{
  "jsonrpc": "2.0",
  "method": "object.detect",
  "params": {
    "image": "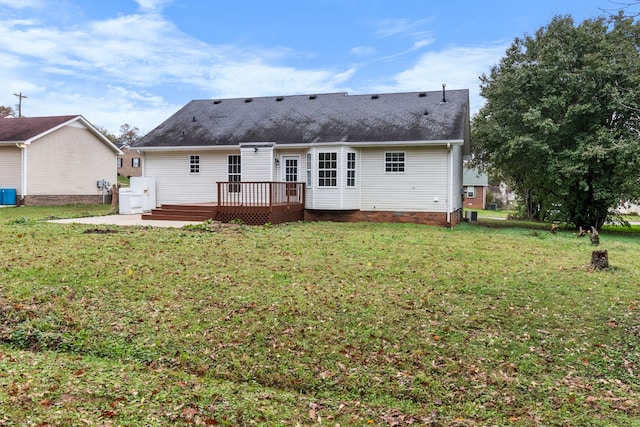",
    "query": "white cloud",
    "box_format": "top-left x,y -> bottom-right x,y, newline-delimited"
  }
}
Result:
135,0 -> 173,12
376,43 -> 508,114
205,62 -> 356,98
350,46 -> 378,58
27,85 -> 181,134
374,18 -> 433,39
0,5 -> 362,132
0,0 -> 44,9
0,2 -> 510,133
